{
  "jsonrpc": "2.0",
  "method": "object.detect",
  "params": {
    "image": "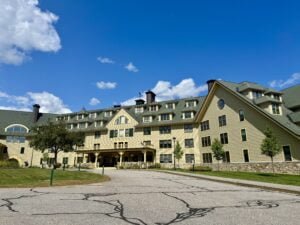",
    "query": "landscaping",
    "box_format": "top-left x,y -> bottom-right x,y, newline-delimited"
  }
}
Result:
158,168 -> 300,186
0,168 -> 109,188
